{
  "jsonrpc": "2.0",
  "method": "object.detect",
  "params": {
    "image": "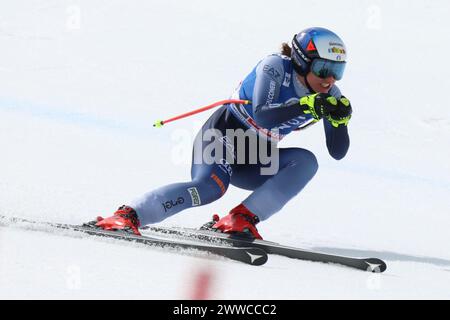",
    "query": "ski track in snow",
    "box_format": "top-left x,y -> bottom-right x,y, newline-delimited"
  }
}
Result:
1,0 -> 450,299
